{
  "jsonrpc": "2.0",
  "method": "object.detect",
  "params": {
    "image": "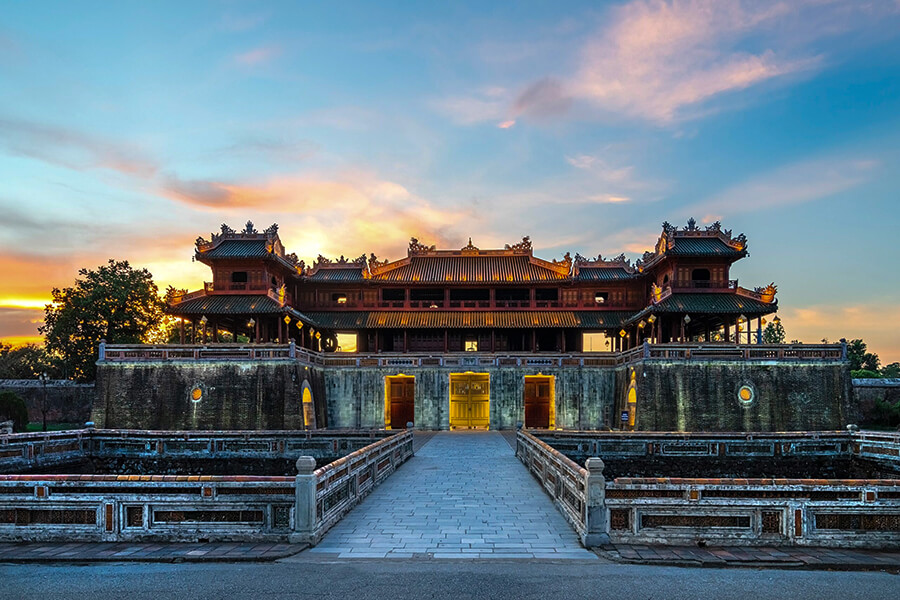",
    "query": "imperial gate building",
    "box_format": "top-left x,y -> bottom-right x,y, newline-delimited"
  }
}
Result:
92,219 -> 854,433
